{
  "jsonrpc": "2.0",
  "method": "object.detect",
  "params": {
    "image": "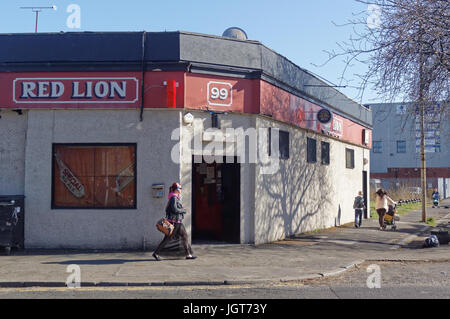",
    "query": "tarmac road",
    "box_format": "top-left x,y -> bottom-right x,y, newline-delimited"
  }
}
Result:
1,205 -> 448,288
0,200 -> 448,302
0,261 -> 448,299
